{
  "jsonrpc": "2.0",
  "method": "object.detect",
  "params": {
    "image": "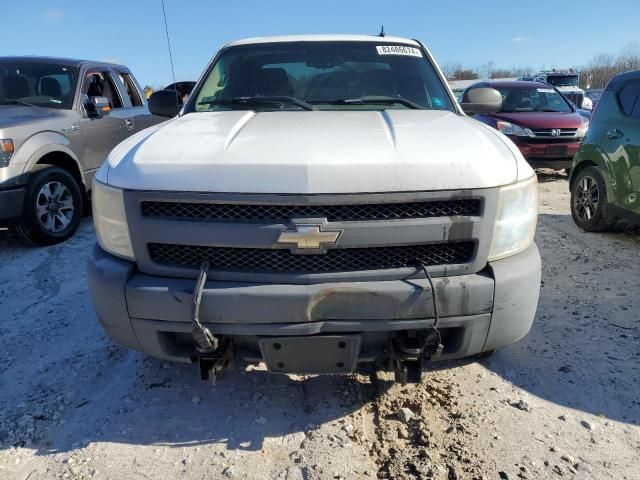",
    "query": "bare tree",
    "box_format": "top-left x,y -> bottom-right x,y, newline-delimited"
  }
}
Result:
442,42 -> 639,90
477,61 -> 495,79
490,68 -> 513,79
511,66 -> 534,78
581,53 -> 615,89
618,42 -> 640,71
441,62 -> 462,80
451,68 -> 479,80
441,62 -> 478,80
